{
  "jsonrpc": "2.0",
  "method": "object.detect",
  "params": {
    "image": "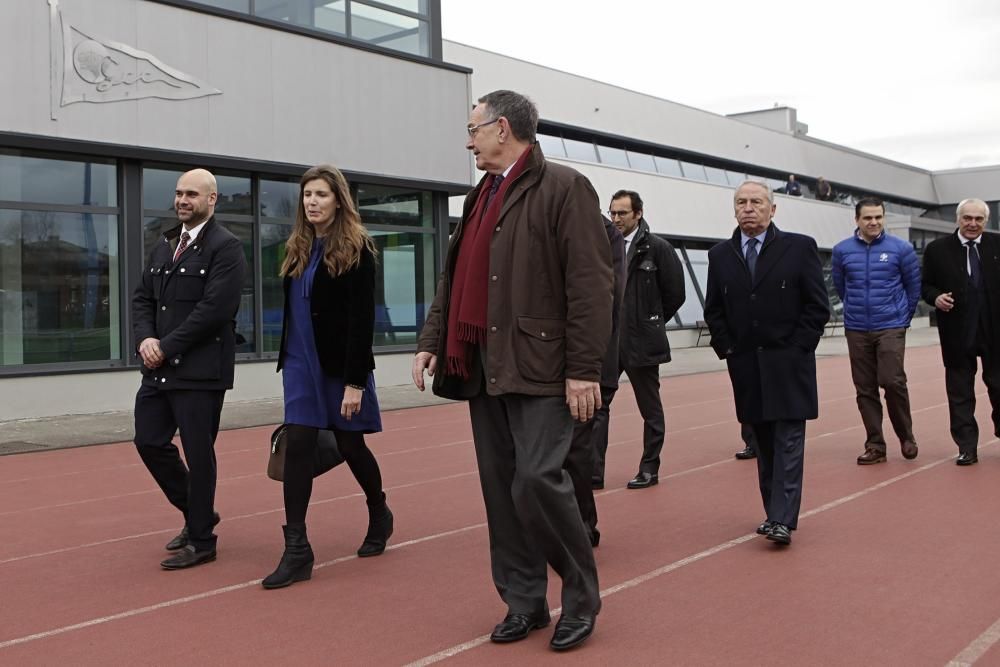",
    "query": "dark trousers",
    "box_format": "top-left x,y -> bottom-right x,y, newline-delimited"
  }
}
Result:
566,386 -> 616,543
740,422 -> 756,449
845,328 -> 914,452
944,349 -> 1000,454
134,385 -> 225,550
751,419 -> 806,530
593,363 -> 665,478
469,390 -> 600,618
282,425 -> 385,525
